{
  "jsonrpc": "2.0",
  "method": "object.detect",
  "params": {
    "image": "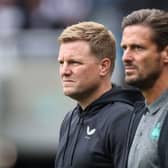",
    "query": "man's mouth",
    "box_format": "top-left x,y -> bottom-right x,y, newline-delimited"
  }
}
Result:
125,66 -> 137,74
